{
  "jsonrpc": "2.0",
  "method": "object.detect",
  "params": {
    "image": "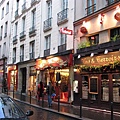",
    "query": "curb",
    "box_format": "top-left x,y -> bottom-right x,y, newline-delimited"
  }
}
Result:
13,98 -> 92,120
